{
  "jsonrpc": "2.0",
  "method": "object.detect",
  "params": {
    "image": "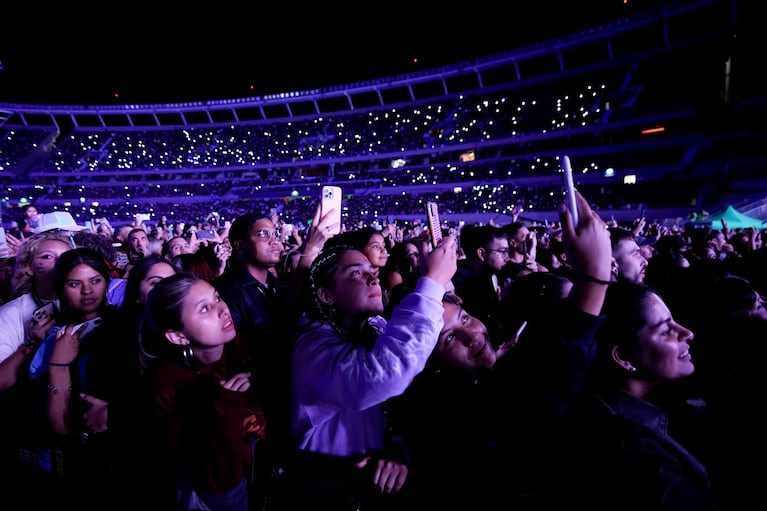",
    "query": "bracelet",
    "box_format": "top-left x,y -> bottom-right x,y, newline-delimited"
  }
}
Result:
573,272 -> 612,286
298,248 -> 322,258
48,361 -> 73,367
47,383 -> 72,395
19,342 -> 37,356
